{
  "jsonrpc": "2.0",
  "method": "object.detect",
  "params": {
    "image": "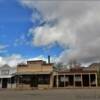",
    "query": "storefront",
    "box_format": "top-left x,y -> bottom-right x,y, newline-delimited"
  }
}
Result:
53,68 -> 98,88
0,64 -> 16,89
16,60 -> 54,89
